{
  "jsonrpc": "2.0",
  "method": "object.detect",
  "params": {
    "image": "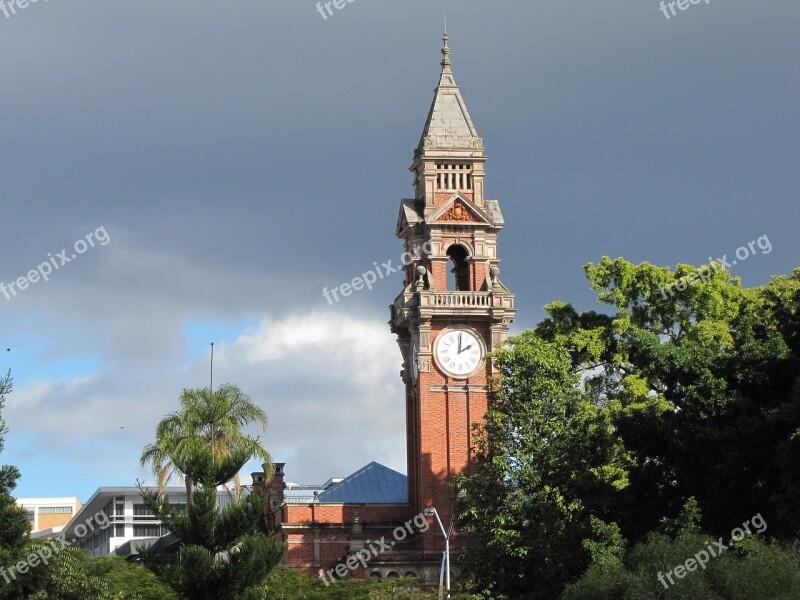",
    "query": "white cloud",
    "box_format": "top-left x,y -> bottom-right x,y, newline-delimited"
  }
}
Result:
4,310 -> 407,498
